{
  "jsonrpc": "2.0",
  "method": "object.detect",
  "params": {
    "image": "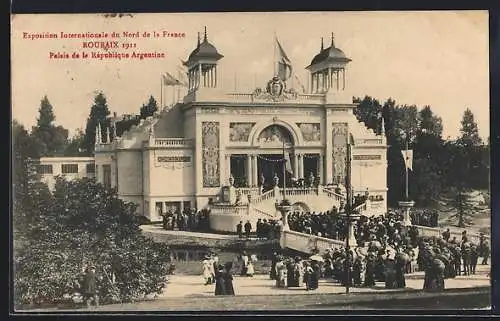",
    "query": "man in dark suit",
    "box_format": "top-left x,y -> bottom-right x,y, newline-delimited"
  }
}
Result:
236,221 -> 243,238
244,220 -> 252,238
442,228 -> 451,242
